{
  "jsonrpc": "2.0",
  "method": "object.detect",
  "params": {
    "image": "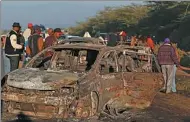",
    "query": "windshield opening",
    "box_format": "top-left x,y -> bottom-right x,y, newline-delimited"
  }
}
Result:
51,48 -> 99,73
